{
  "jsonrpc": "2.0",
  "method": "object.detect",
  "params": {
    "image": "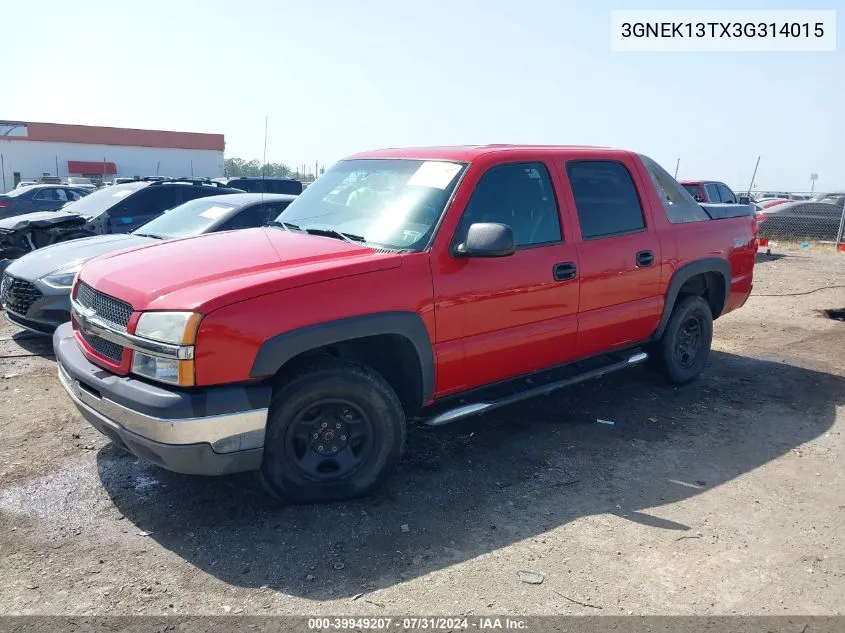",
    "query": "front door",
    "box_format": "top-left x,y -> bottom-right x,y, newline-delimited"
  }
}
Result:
432,161 -> 580,395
